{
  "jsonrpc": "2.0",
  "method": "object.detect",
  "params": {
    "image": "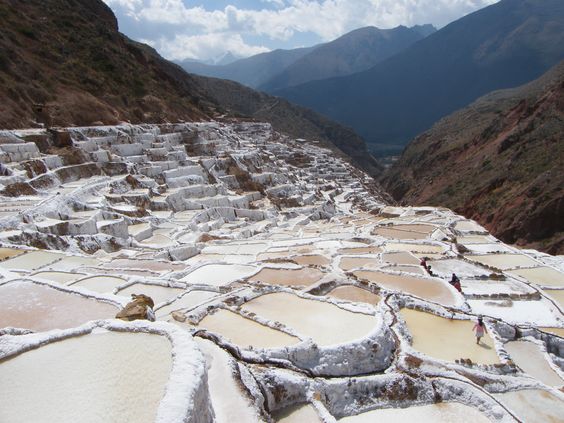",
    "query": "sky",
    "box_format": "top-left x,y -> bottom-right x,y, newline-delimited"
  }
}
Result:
103,0 -> 499,63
